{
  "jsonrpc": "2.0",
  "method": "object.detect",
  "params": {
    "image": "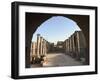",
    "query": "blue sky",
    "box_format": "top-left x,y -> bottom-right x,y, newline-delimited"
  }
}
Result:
32,16 -> 81,44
